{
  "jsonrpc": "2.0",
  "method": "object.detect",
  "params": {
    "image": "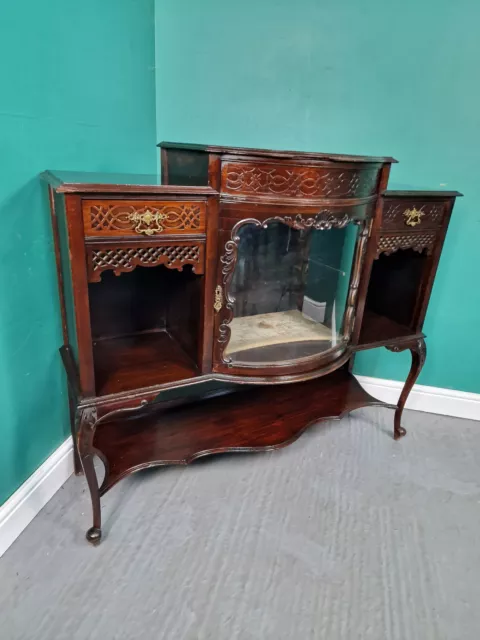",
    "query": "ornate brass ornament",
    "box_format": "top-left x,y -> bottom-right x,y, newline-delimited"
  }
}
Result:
403,207 -> 424,227
214,285 -> 223,313
128,210 -> 167,235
